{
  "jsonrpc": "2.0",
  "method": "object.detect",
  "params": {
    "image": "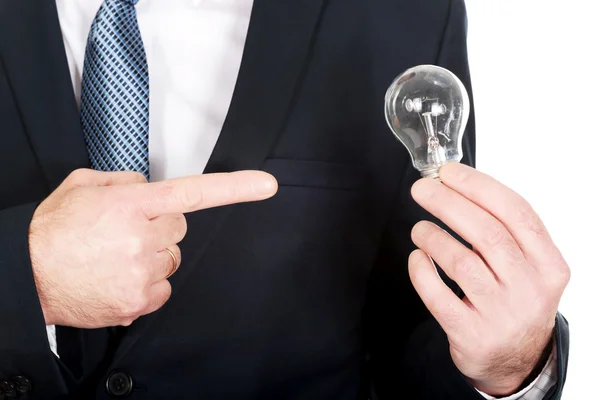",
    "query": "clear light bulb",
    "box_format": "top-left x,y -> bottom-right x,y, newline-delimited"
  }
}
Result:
385,65 -> 470,179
